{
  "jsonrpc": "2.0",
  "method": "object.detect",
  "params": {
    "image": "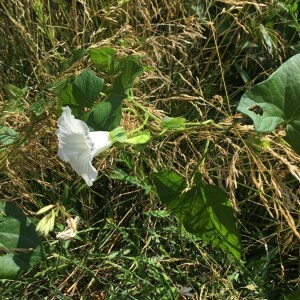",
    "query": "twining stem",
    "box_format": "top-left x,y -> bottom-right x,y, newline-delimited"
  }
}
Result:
127,89 -> 161,123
